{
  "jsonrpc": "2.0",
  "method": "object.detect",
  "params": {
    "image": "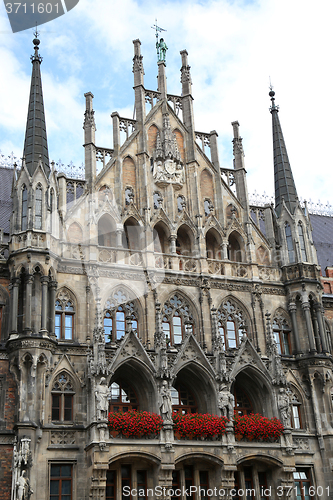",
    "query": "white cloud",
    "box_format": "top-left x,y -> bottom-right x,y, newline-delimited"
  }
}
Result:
0,0 -> 332,203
